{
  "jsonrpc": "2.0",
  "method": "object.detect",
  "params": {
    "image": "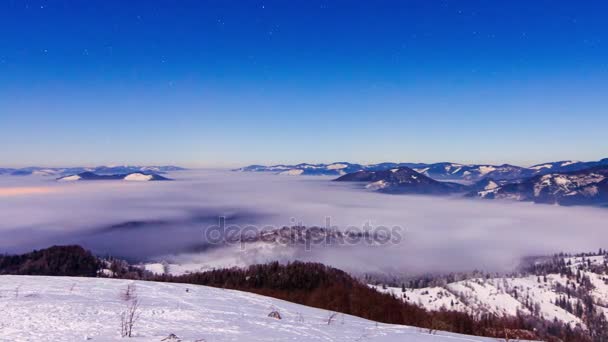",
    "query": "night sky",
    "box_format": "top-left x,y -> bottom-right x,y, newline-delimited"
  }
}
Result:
1,0 -> 607,167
